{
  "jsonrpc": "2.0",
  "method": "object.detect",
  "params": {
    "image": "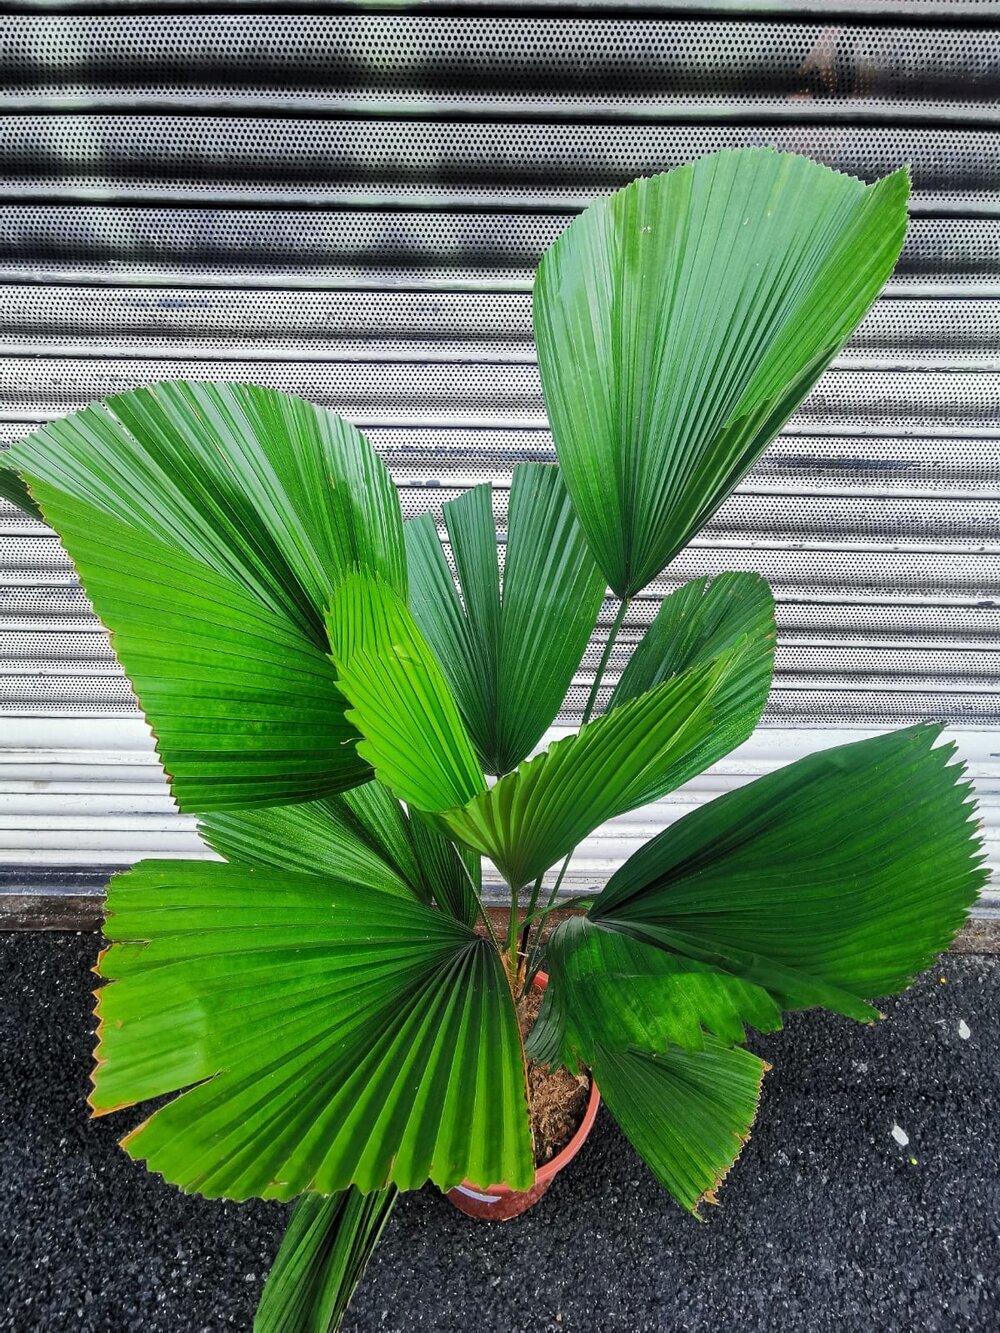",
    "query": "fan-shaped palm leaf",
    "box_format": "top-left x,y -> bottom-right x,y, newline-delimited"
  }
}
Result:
92,861 -> 533,1199
608,572 -> 775,779
199,786 -> 425,901
534,148 -> 909,596
3,382 -> 406,809
406,464 -> 606,774
328,573 -> 765,888
527,915 -> 781,1067
589,726 -> 986,1021
590,1040 -> 766,1215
